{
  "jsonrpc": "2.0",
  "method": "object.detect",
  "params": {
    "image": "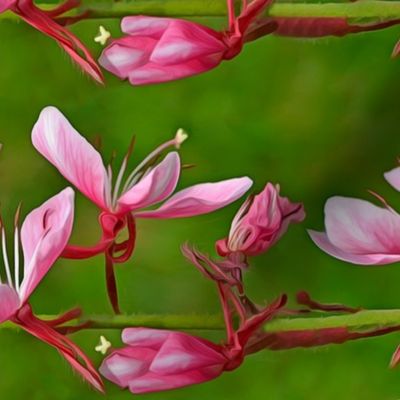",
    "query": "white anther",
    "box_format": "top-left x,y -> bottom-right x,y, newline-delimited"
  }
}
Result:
94,26 -> 111,46
175,129 -> 189,149
95,335 -> 112,355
